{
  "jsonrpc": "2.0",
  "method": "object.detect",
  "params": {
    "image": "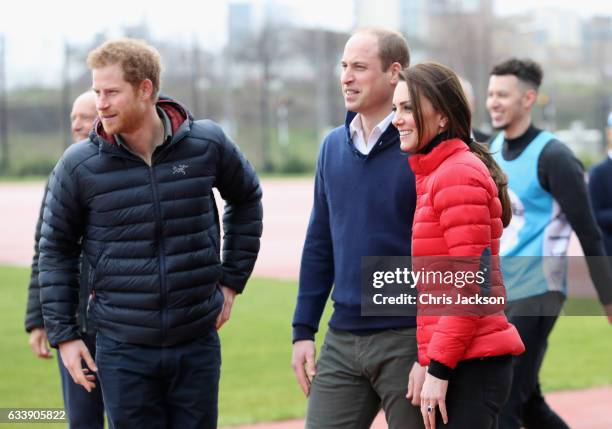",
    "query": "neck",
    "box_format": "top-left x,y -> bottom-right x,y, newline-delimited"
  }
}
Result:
503,114 -> 532,140
121,106 -> 164,166
358,105 -> 392,141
